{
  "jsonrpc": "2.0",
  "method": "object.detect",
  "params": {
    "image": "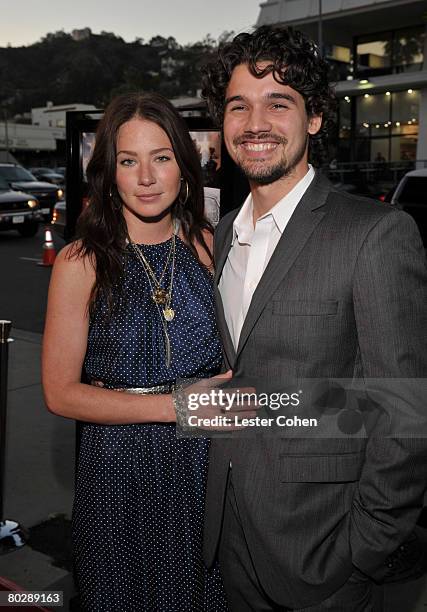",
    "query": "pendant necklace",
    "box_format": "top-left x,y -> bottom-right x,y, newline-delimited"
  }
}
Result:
130,233 -> 176,322
128,226 -> 177,367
